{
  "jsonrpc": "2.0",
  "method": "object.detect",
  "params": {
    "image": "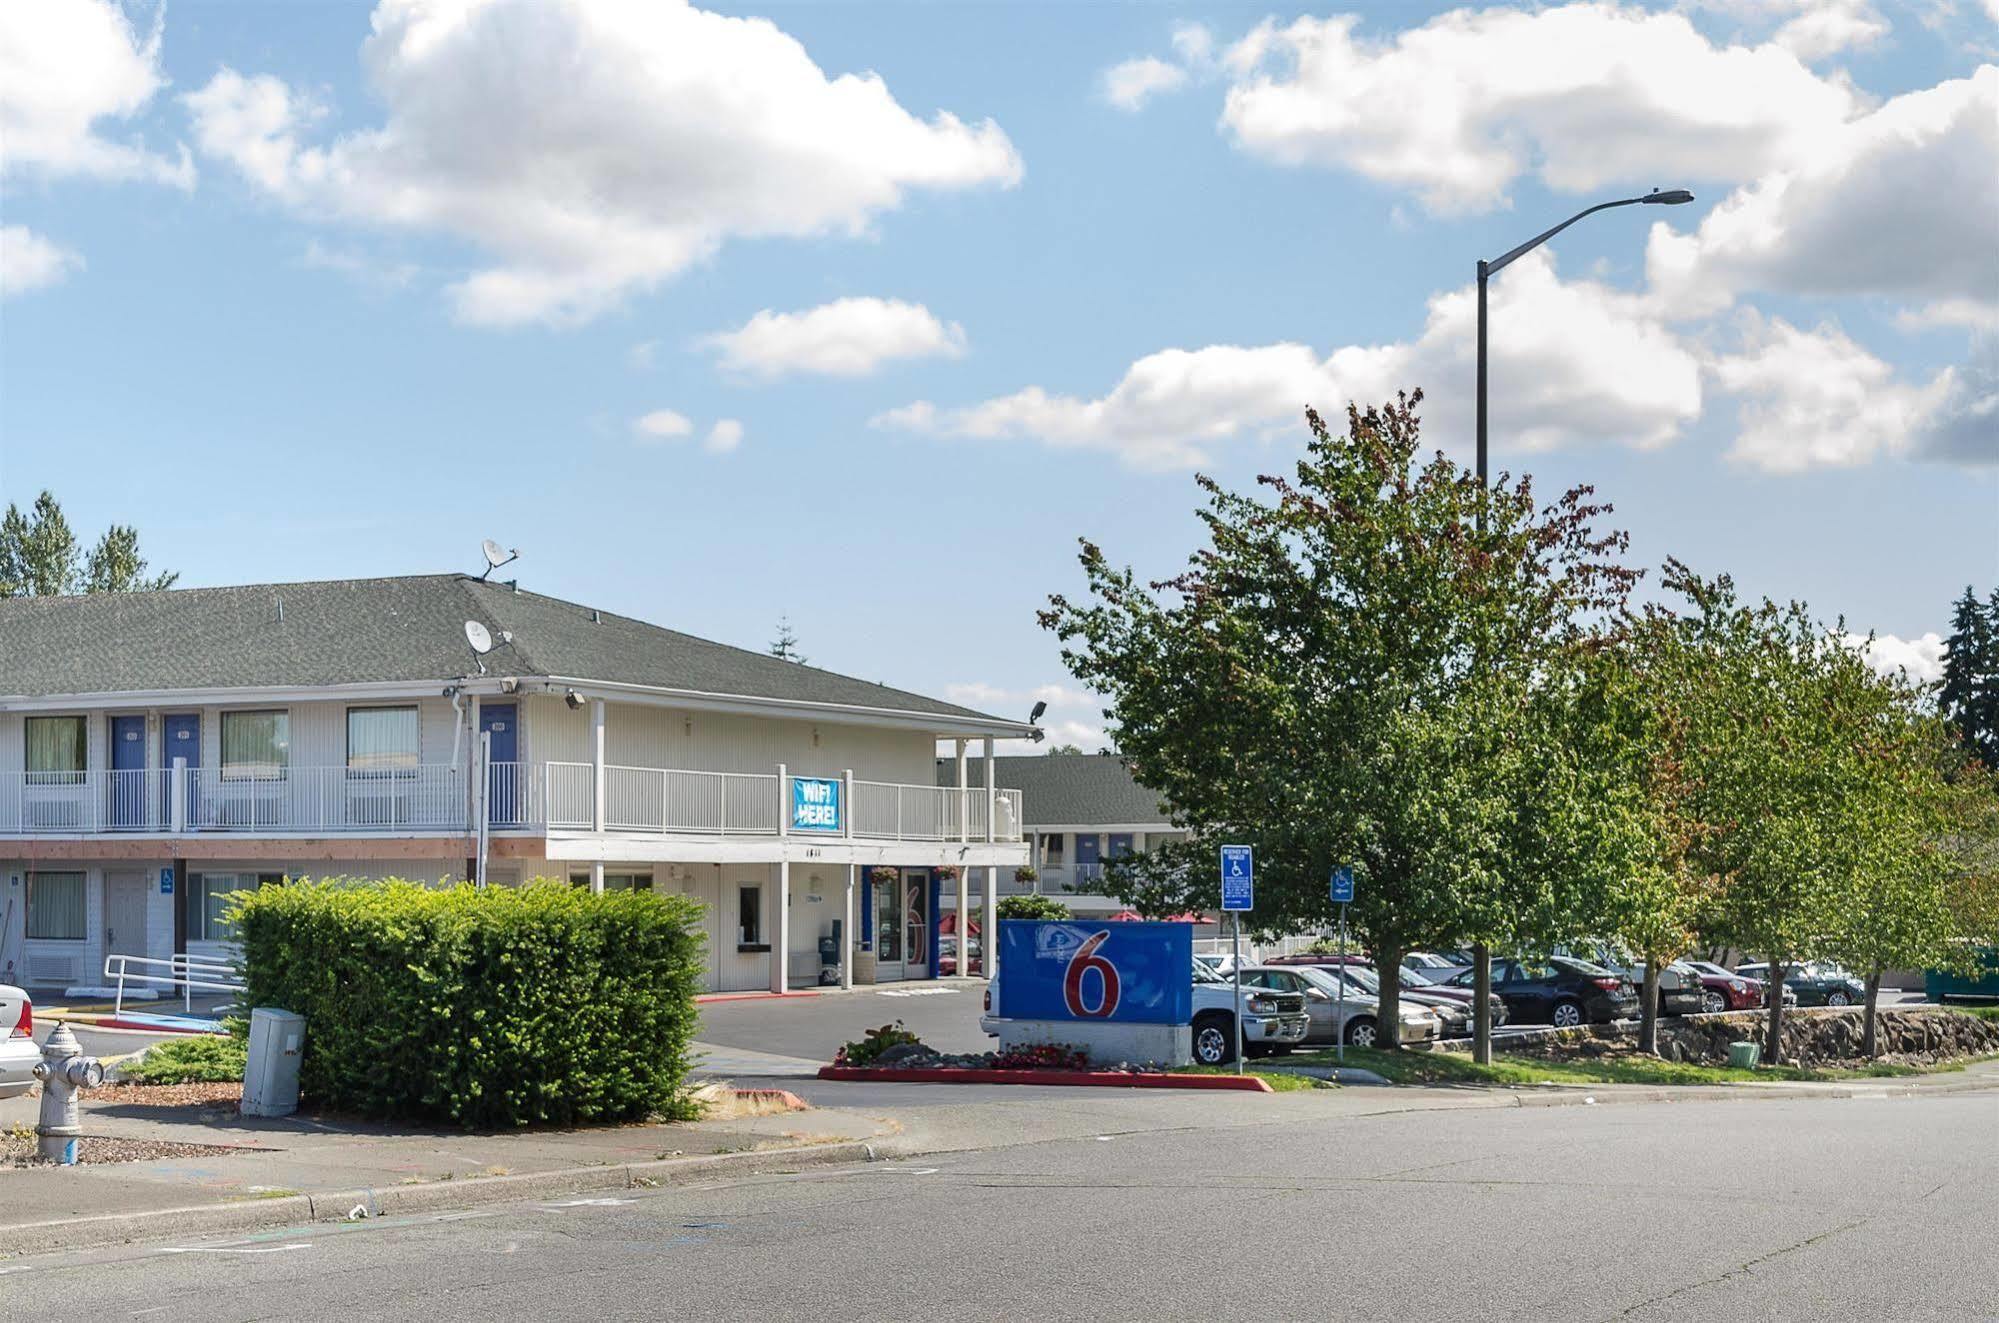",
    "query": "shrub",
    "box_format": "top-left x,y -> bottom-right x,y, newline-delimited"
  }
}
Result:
997,894 -> 1072,921
120,1032 -> 248,1084
231,879 -> 705,1129
834,1021 -> 921,1066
